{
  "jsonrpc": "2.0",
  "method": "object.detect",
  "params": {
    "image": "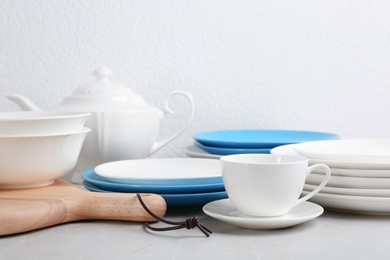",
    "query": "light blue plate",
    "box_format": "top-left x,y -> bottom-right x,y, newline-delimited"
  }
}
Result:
194,130 -> 339,148
82,170 -> 225,194
82,180 -> 228,209
194,142 -> 271,155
